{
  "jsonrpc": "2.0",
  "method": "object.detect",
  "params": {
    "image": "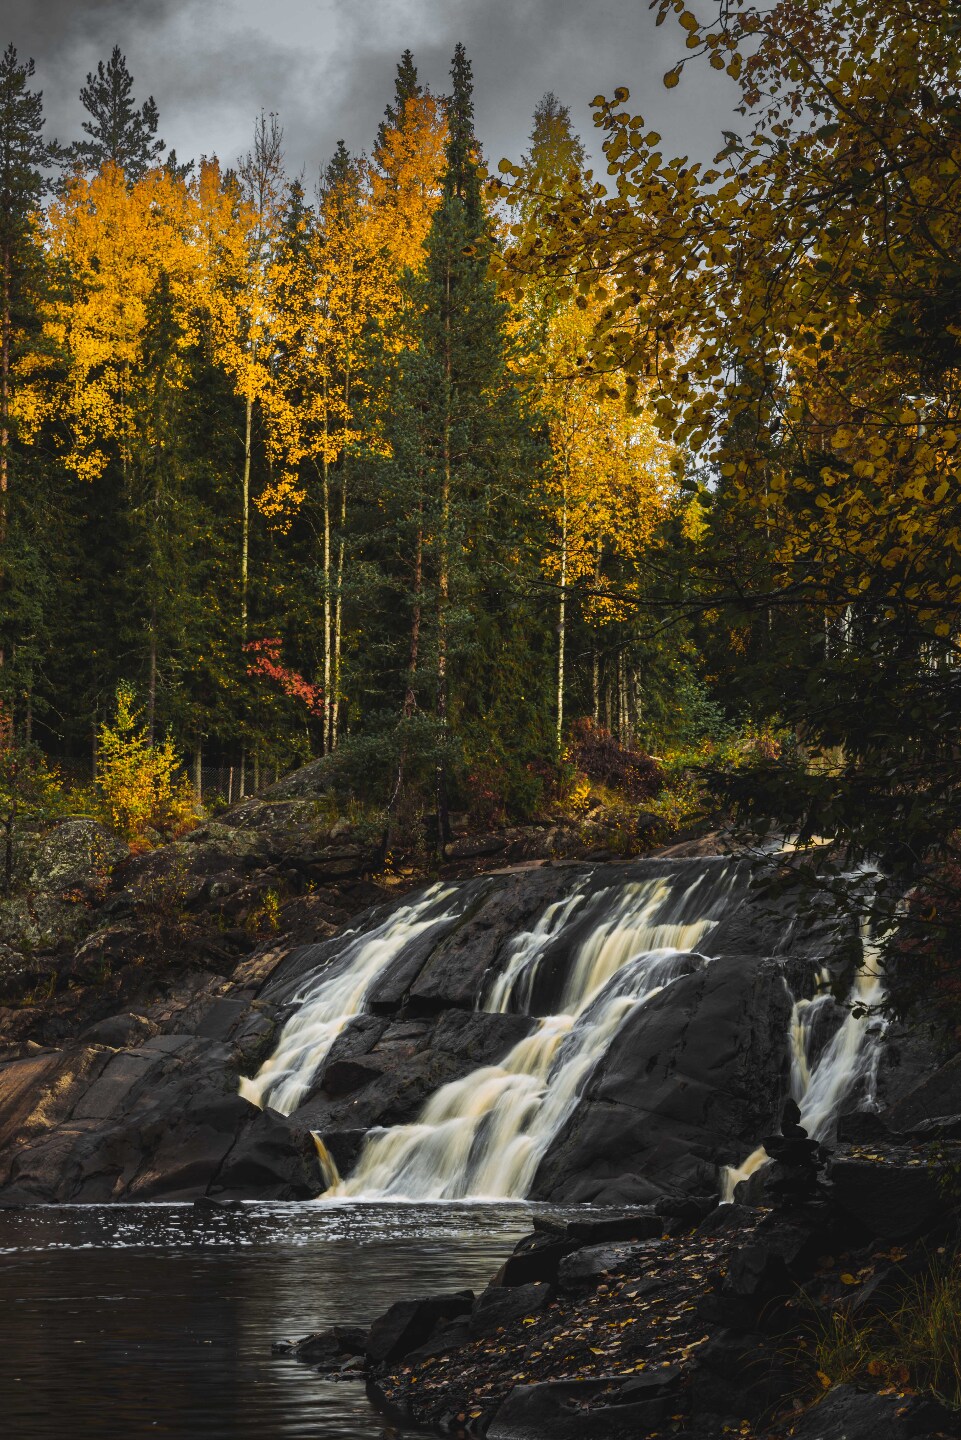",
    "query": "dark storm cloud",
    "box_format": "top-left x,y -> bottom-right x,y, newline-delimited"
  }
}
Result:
3,0 -> 740,182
